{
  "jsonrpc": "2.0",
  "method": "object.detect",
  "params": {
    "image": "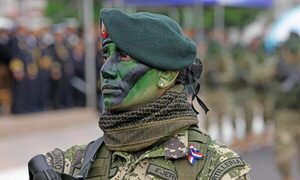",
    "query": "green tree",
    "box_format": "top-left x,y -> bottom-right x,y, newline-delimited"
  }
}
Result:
45,0 -> 102,24
203,6 -> 263,29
